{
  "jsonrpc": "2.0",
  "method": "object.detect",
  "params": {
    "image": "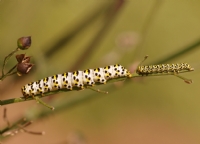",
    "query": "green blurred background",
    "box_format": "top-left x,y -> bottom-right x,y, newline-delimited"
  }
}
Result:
0,0 -> 200,143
